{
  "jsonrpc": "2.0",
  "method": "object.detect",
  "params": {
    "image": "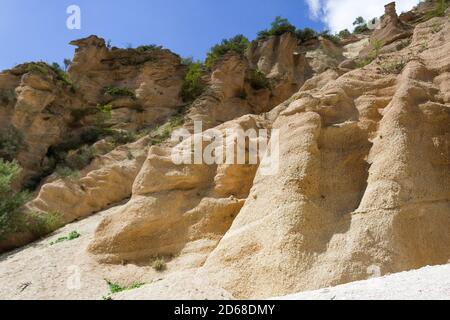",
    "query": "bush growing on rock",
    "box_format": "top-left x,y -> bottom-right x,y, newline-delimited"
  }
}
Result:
0,160 -> 29,239
319,30 -> 341,44
152,257 -> 167,271
205,34 -> 250,68
149,114 -> 185,146
0,125 -> 24,161
353,16 -> 370,34
103,86 -> 136,99
249,69 -> 271,90
257,16 -> 318,43
295,27 -> 318,42
0,160 -> 62,240
257,16 -> 297,40
26,62 -> 73,88
181,62 -> 205,102
338,29 -> 352,38
135,44 -> 163,52
427,0 -> 449,18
